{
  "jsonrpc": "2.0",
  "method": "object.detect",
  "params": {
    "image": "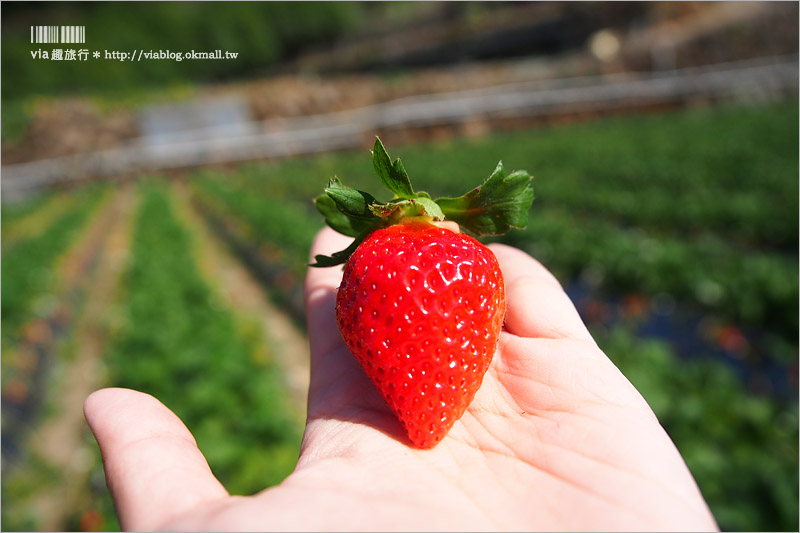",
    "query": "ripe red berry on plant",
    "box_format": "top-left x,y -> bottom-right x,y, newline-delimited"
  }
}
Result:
312,138 -> 534,448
